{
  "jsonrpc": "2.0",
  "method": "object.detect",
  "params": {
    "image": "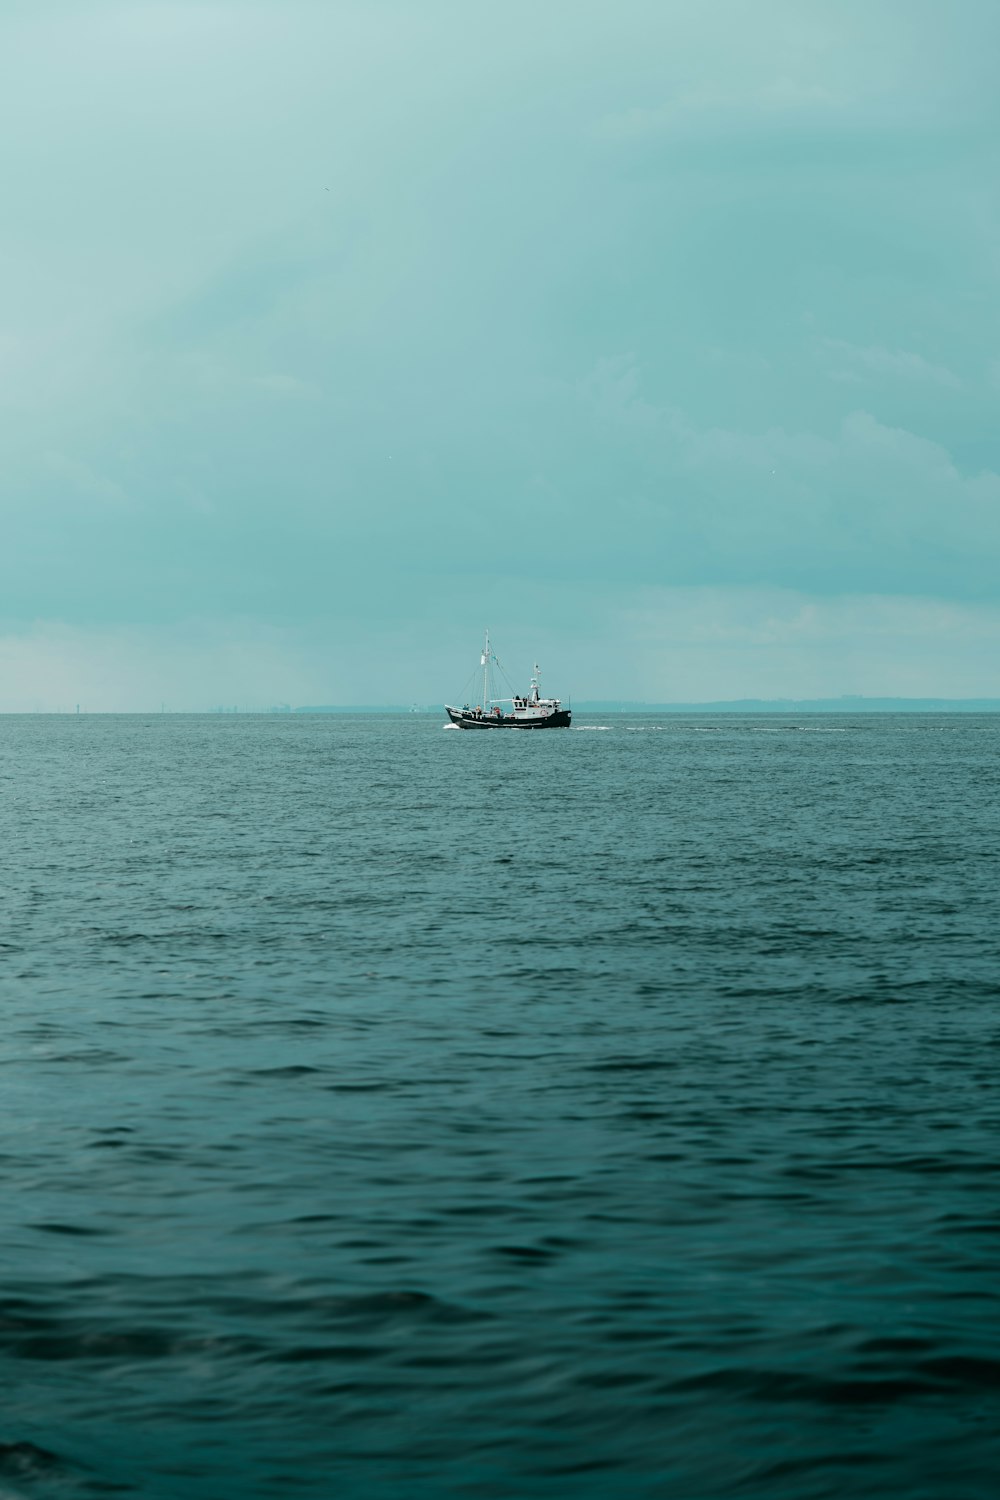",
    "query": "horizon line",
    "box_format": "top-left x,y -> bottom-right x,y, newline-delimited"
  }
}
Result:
4,695 -> 1000,716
